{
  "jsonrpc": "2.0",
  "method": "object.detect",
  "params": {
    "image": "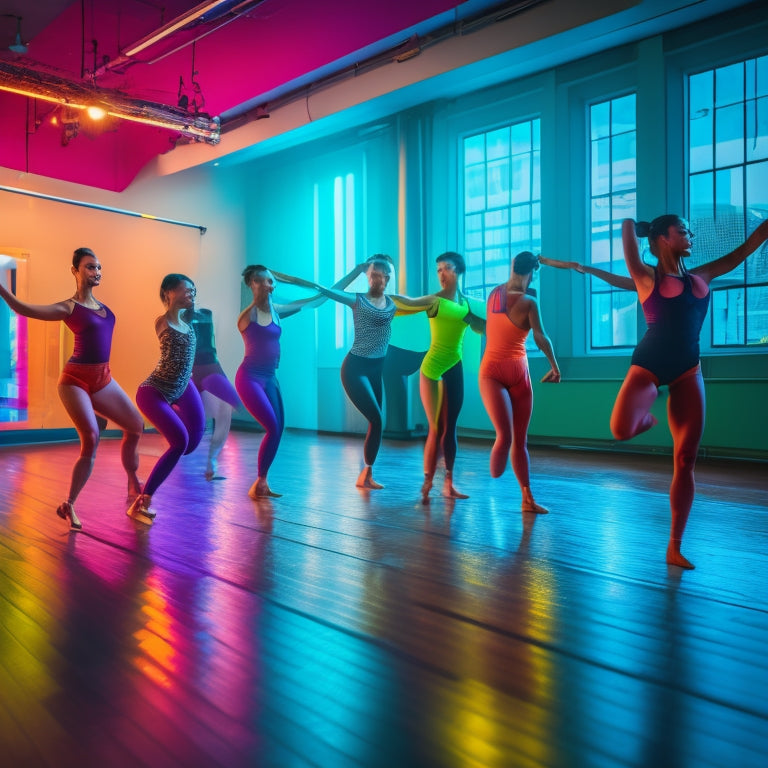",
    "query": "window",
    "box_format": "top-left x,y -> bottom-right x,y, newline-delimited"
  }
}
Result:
588,94 -> 637,350
688,55 -> 768,347
462,119 -> 541,302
